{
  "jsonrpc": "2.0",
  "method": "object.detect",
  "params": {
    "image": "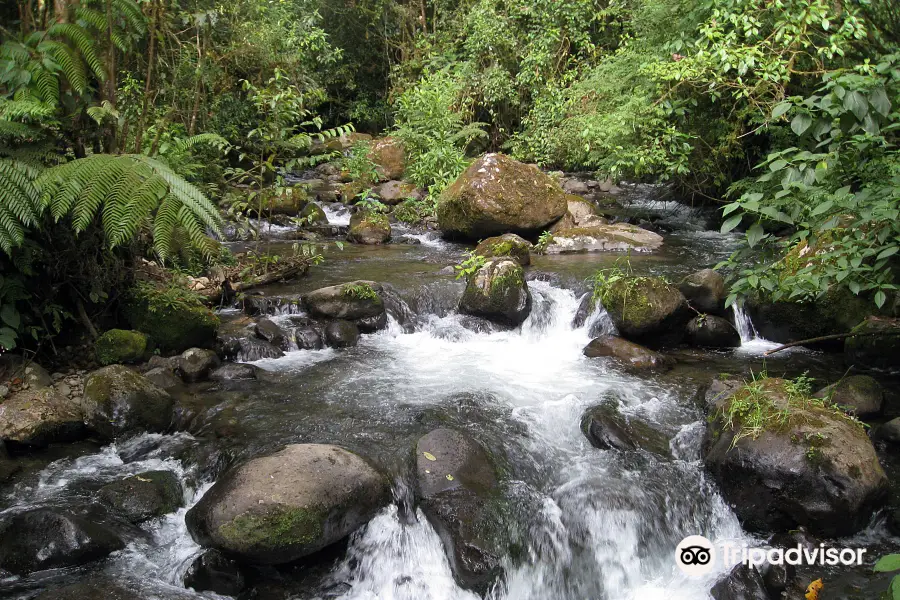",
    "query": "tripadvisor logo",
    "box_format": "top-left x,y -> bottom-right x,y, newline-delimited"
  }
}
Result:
675,535 -> 867,577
